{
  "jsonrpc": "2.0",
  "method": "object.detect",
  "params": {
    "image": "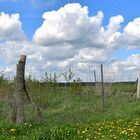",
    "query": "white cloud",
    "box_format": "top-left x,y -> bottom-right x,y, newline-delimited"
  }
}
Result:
108,54 -> 140,81
33,3 -> 104,47
0,41 -> 34,64
124,18 -> 140,37
1,3 -> 140,81
108,15 -> 124,32
0,12 -> 25,41
32,3 -> 125,77
75,48 -> 111,63
118,18 -> 140,49
113,54 -> 140,70
102,15 -> 124,46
